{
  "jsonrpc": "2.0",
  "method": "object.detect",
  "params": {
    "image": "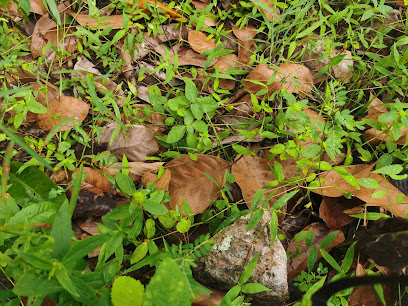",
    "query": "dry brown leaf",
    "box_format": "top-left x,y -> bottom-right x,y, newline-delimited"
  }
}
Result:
65,10 -> 125,29
30,0 -> 47,15
77,219 -> 100,236
232,25 -> 256,69
37,96 -> 89,131
191,0 -> 207,10
192,288 -> 225,305
100,123 -> 159,162
188,31 -> 217,53
81,167 -> 114,194
155,155 -> 230,215
25,82 -> 60,125
104,162 -> 164,183
311,164 -> 408,217
212,53 -> 239,73
232,155 -> 287,221
253,0 -> 280,20
31,15 -> 78,60
320,196 -> 365,229
243,63 -> 313,98
133,0 -> 187,21
287,222 -> 345,283
365,94 -> 388,120
218,78 -> 236,90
